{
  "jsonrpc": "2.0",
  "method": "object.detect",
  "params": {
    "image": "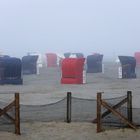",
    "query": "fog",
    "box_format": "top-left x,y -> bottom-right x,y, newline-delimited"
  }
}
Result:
0,0 -> 140,60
